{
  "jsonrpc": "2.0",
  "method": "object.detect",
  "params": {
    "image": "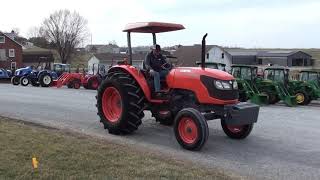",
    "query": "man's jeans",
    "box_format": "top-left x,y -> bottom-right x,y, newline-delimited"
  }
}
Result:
150,70 -> 169,92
